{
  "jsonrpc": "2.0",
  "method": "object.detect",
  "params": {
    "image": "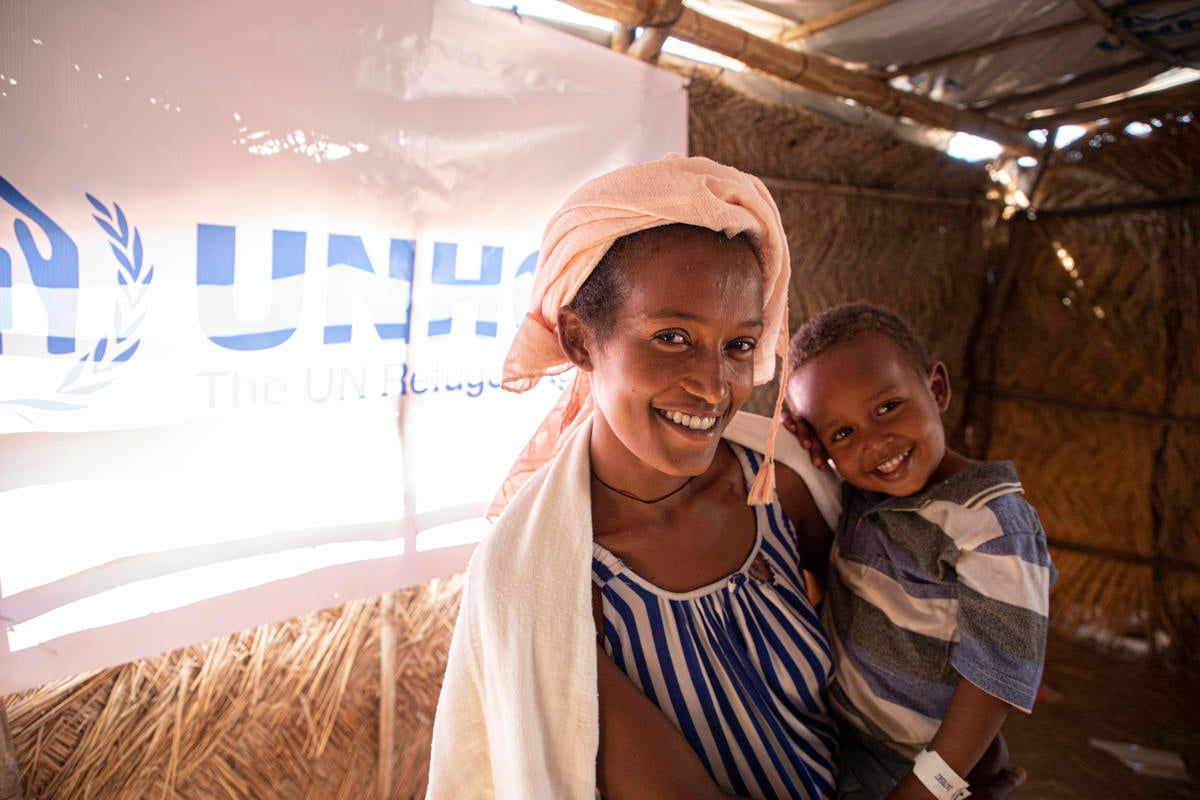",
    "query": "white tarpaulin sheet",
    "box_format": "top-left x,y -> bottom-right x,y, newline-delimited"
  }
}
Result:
698,0 -> 1199,121
0,0 -> 686,693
